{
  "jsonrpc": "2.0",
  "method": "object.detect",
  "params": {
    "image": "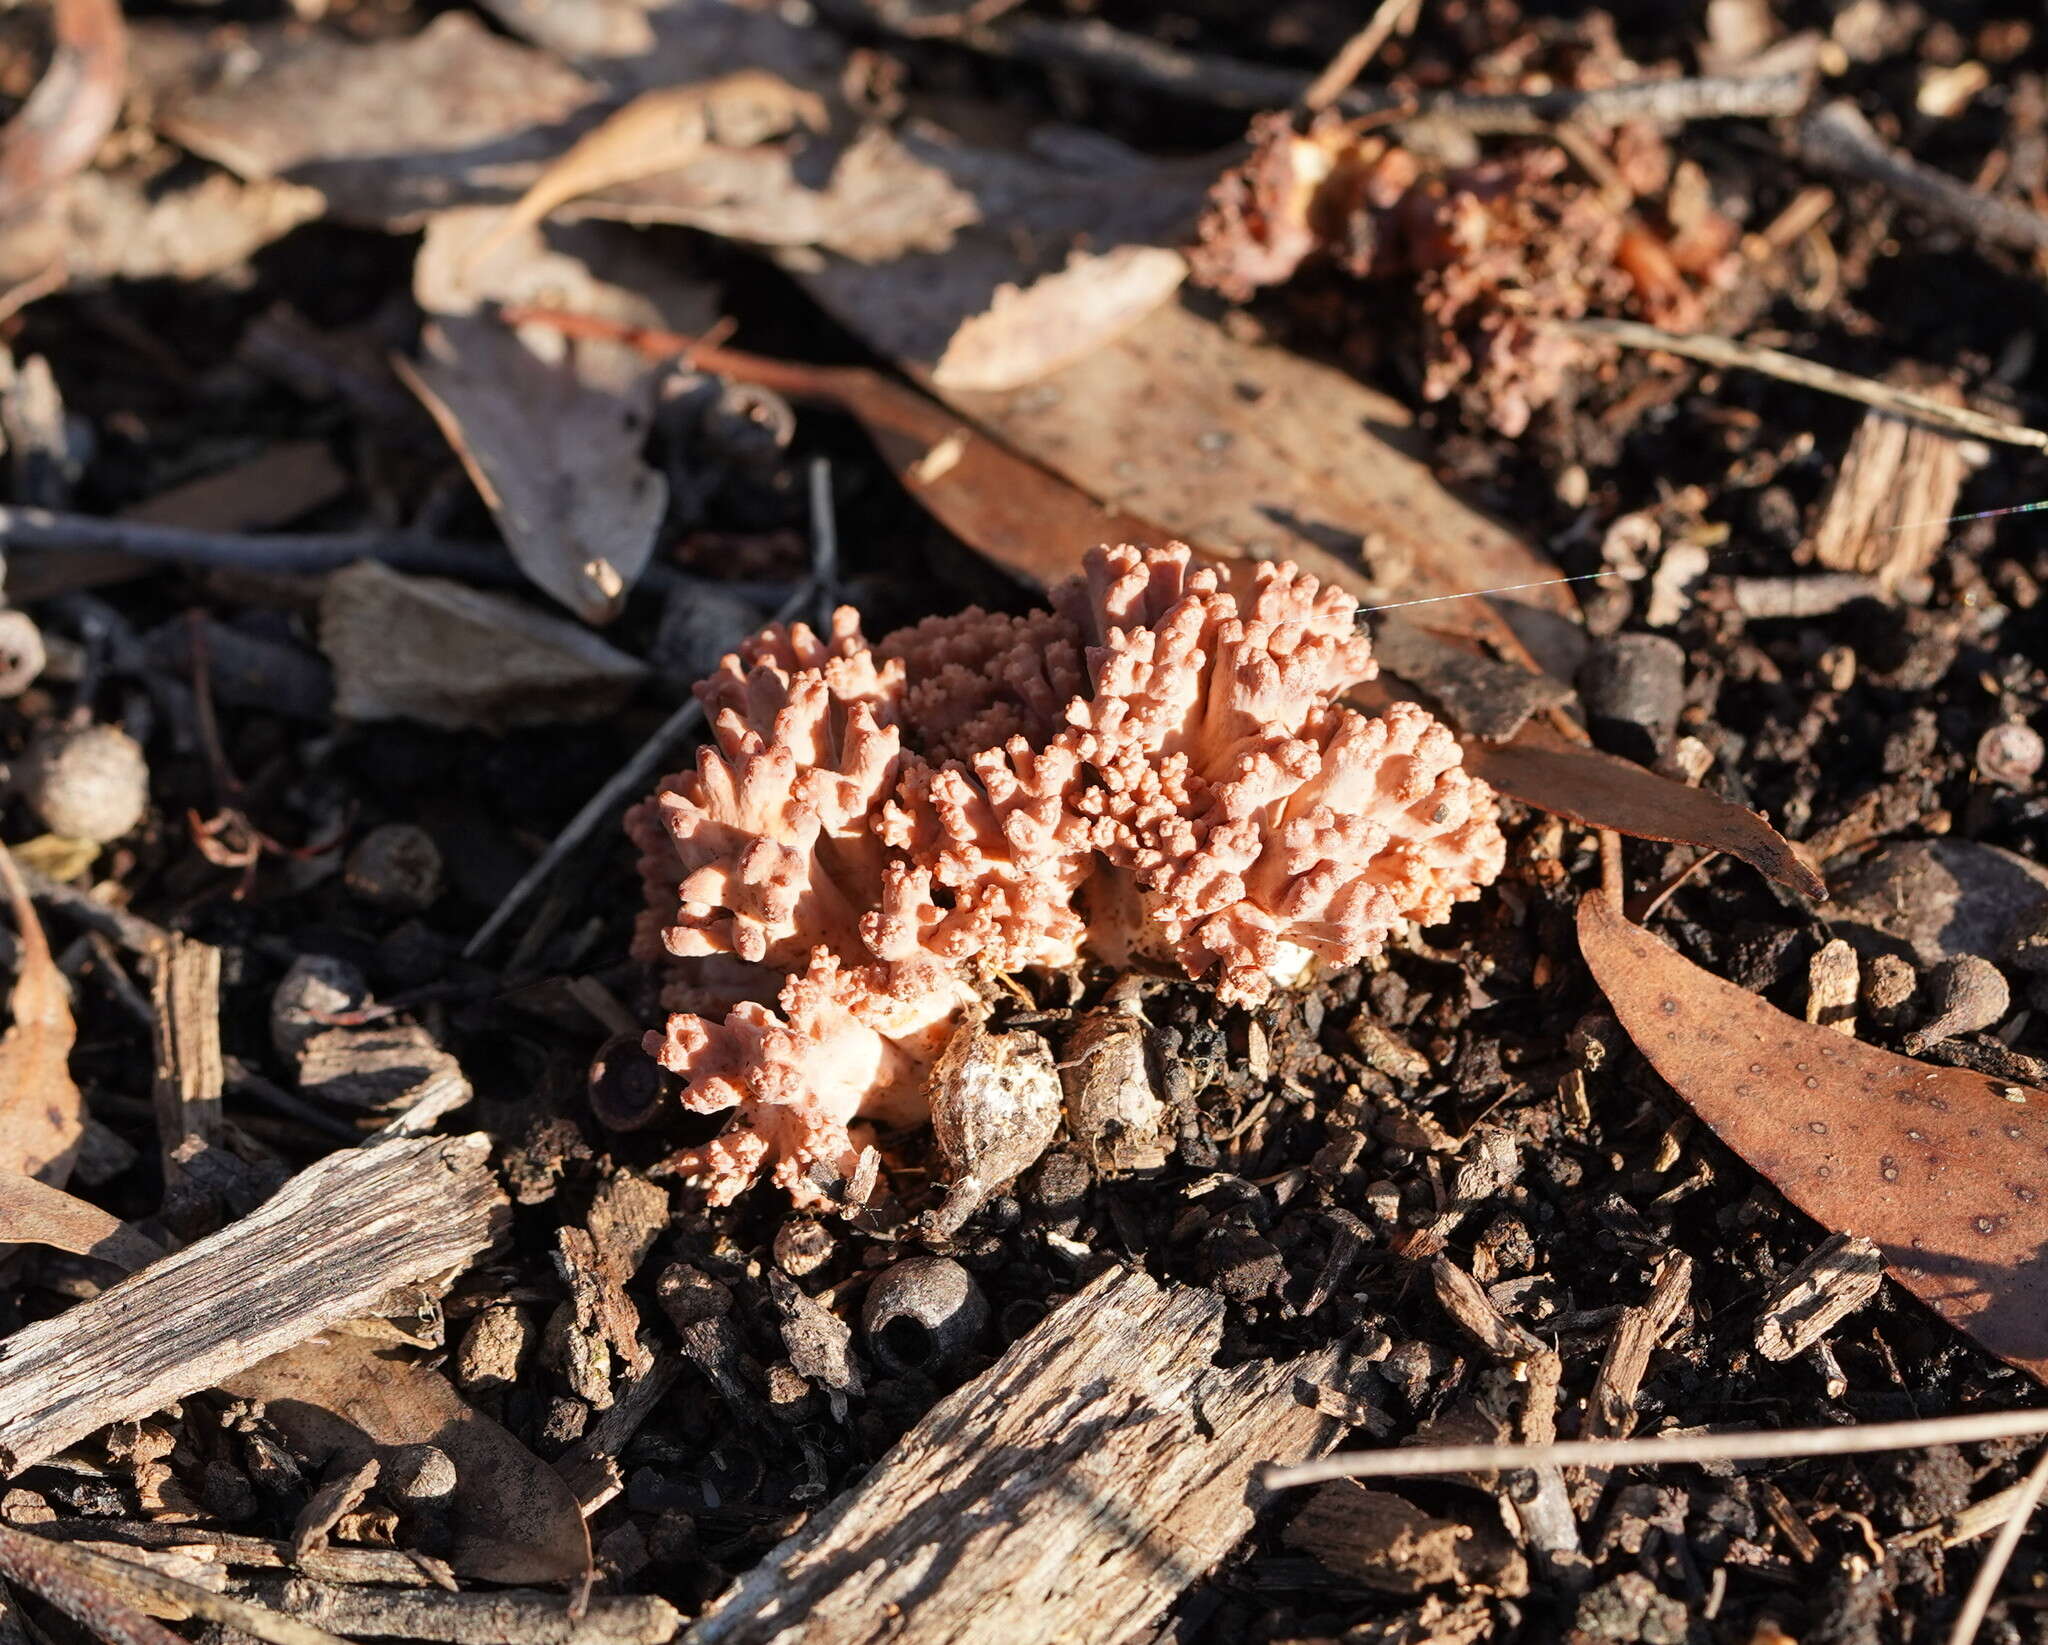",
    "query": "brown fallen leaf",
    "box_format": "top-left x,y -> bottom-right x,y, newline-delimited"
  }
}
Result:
499,309 -> 1174,589
464,69 -> 829,273
0,840 -> 82,1184
0,1167 -> 165,1268
1578,889 -> 2048,1385
143,13 -> 598,230
319,560 -> 647,730
931,245 -> 1189,393
412,212 -> 715,621
0,0 -> 127,219
1468,726 -> 1823,901
226,1333 -> 591,1584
